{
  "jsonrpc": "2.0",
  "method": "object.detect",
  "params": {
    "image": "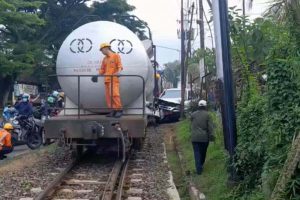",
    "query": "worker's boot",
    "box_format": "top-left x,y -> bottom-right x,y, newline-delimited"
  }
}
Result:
0,155 -> 6,160
106,111 -> 115,117
114,110 -> 123,118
